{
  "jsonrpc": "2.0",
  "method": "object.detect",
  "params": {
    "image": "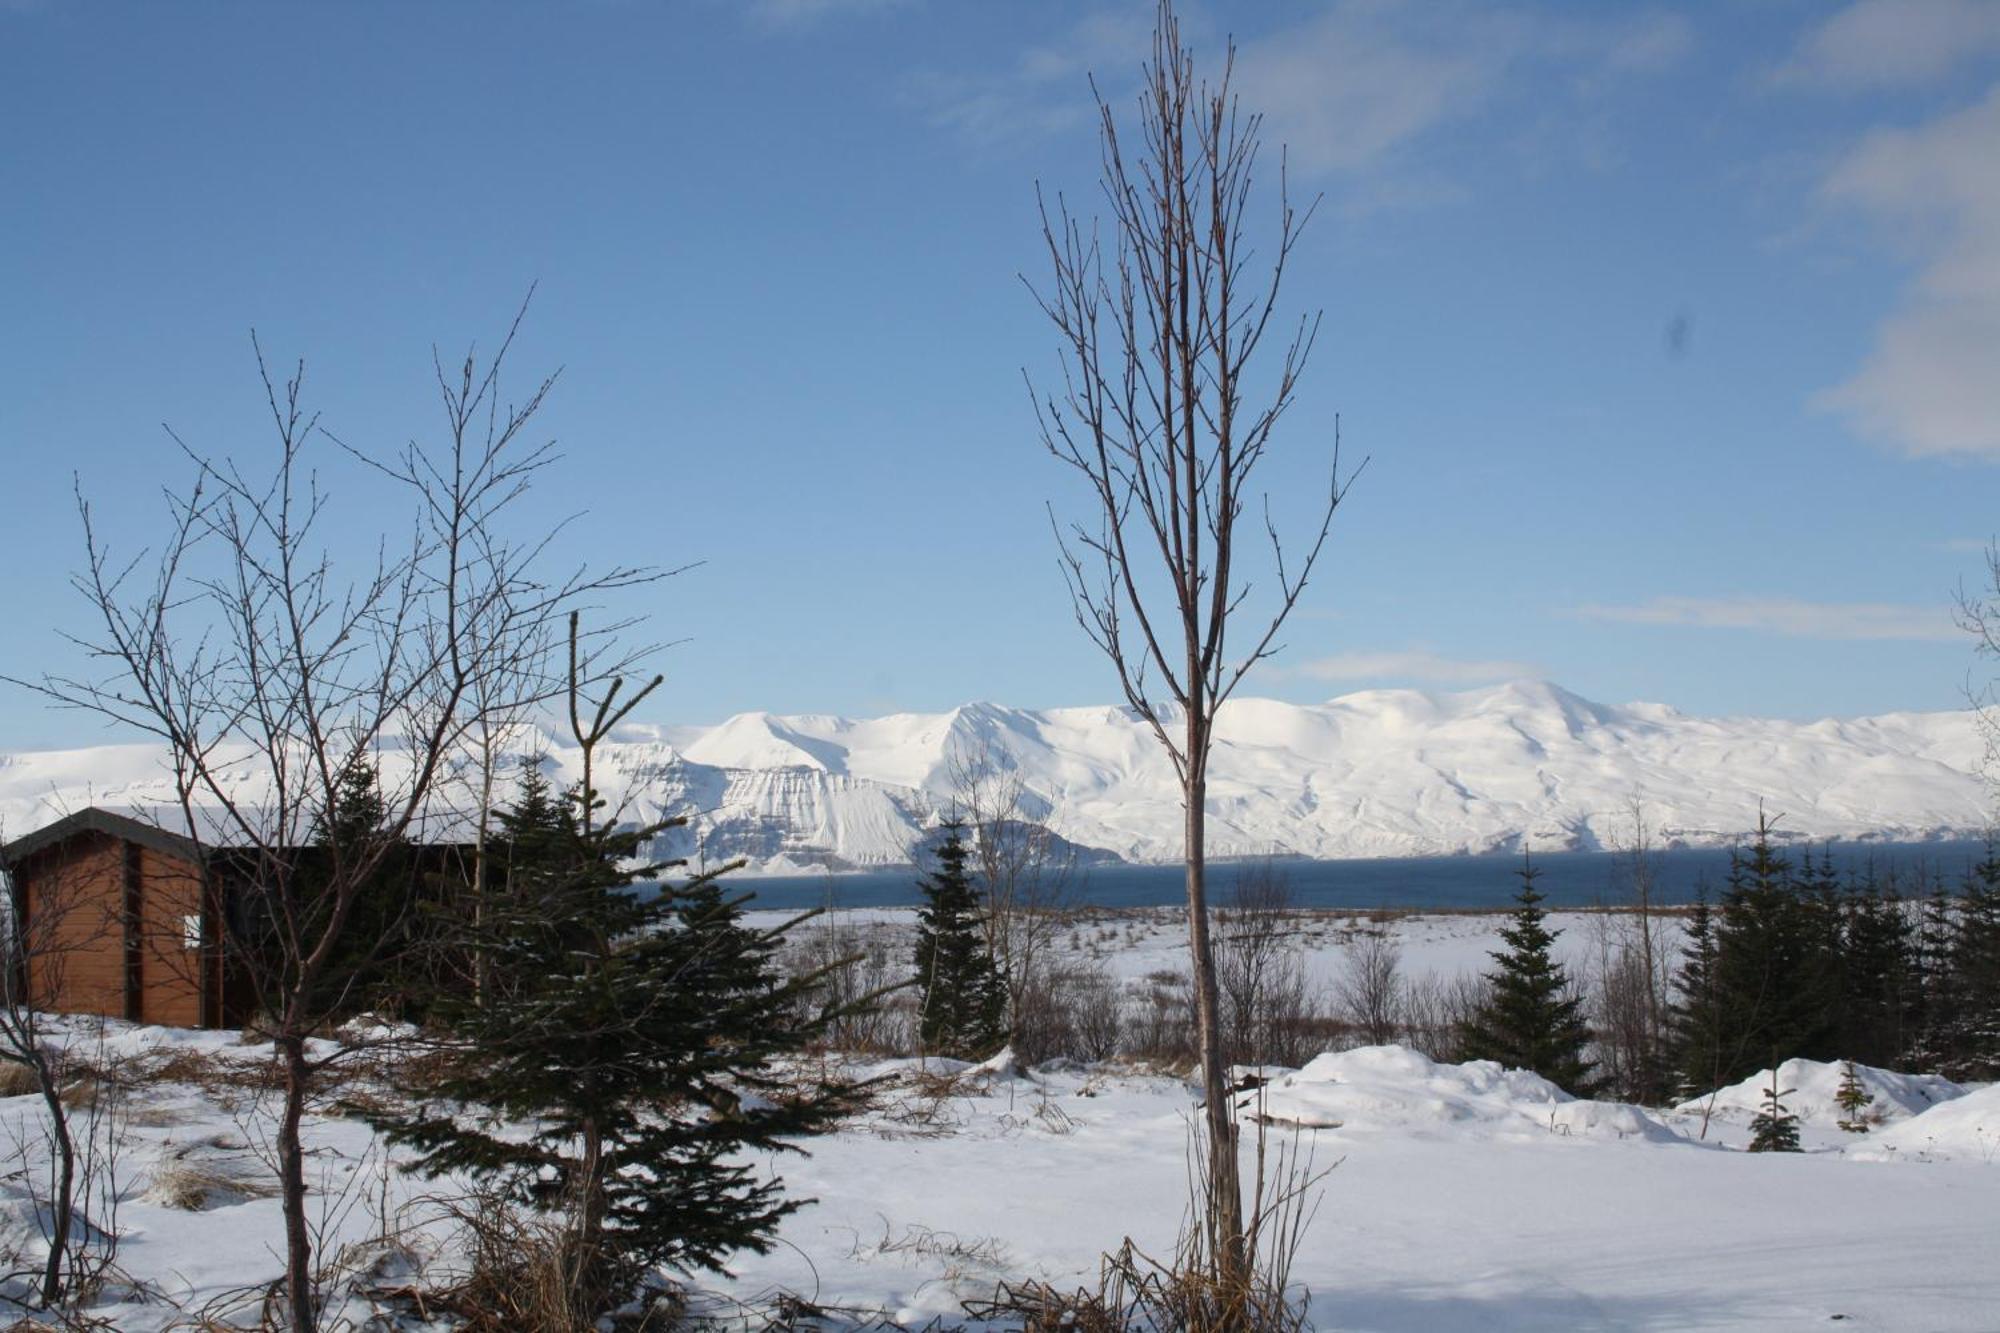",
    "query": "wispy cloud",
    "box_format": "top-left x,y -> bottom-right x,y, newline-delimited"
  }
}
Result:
743,0 -> 912,33
1275,648 -> 1540,684
904,9 -> 1154,147
1233,5 -> 1692,182
1775,0 -> 2000,90
1816,85 -> 2000,459
1227,3 -> 1514,179
909,2 -> 1692,195
1570,596 -> 1958,642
